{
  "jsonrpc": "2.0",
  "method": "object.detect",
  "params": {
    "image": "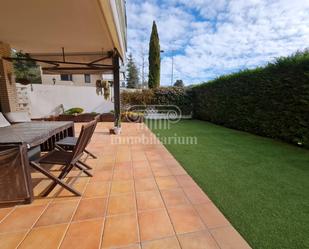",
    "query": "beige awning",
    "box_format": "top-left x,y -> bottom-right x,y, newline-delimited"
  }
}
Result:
0,0 -> 126,61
